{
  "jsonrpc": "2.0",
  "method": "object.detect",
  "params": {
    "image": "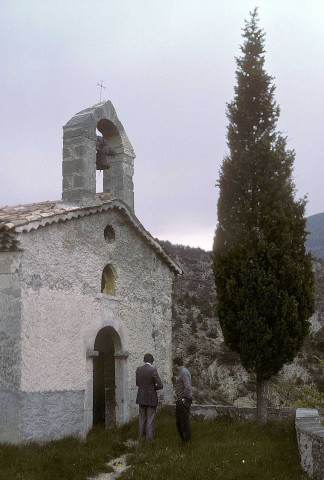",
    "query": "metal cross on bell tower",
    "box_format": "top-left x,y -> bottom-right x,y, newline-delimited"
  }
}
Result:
97,81 -> 105,102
